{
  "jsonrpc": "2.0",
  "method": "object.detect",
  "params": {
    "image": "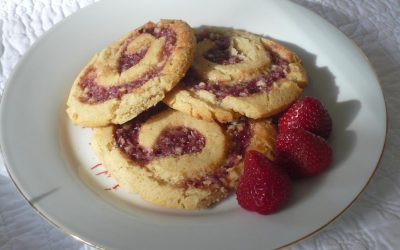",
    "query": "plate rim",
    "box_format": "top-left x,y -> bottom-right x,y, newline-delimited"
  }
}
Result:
0,0 -> 388,249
